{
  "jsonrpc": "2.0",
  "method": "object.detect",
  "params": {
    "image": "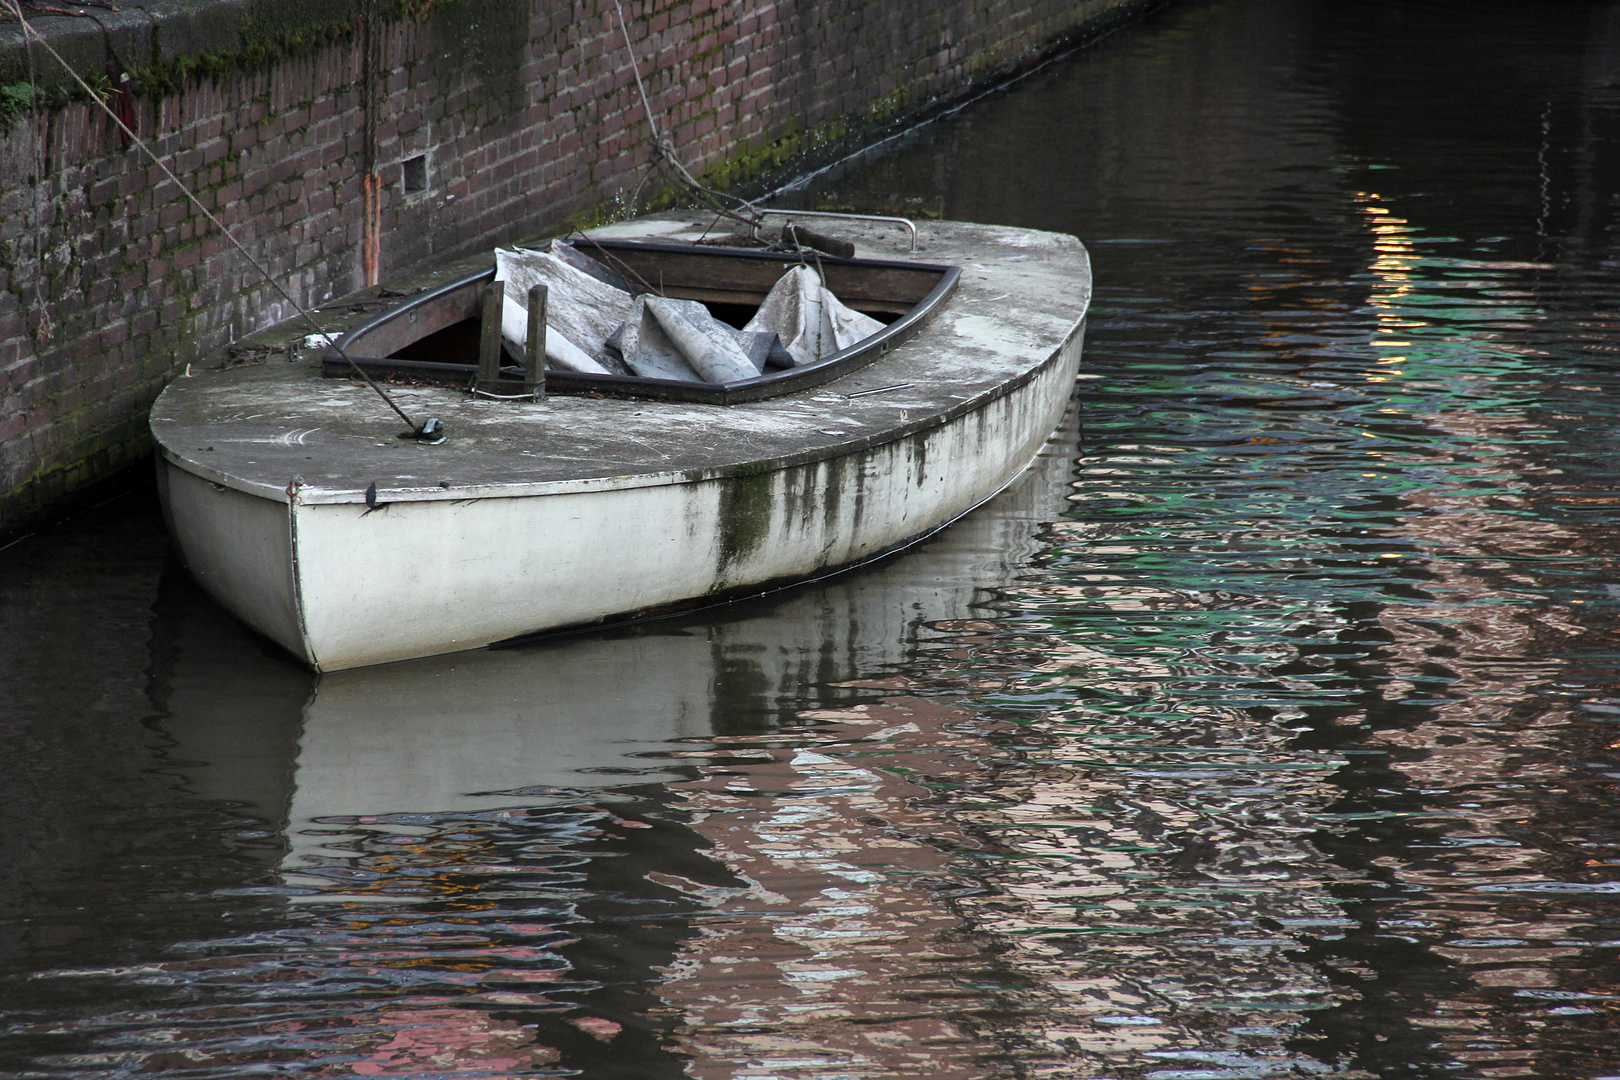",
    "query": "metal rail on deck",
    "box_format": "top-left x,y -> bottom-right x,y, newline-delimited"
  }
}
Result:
753,209 -> 918,252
